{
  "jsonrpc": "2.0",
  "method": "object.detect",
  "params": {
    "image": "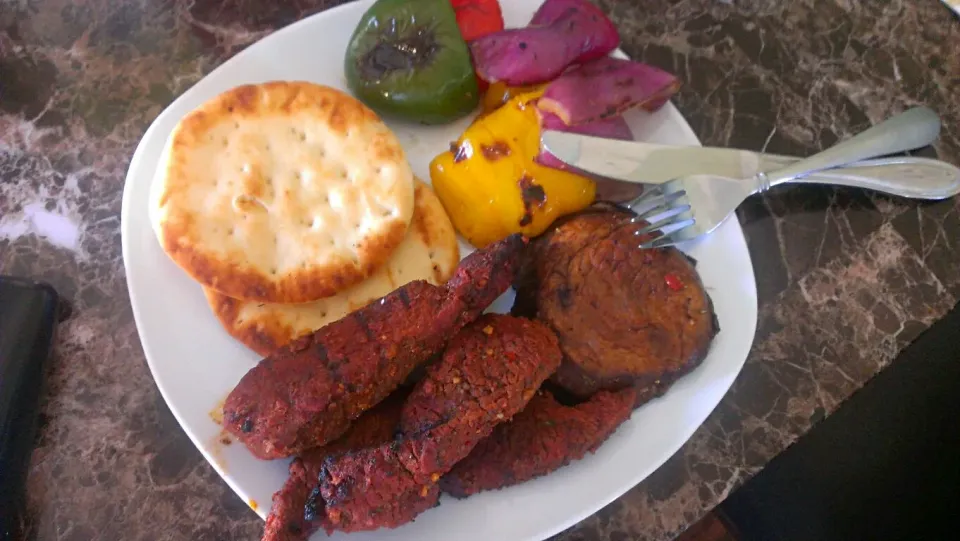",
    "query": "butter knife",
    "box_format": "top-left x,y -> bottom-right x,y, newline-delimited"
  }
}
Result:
540,130 -> 951,186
